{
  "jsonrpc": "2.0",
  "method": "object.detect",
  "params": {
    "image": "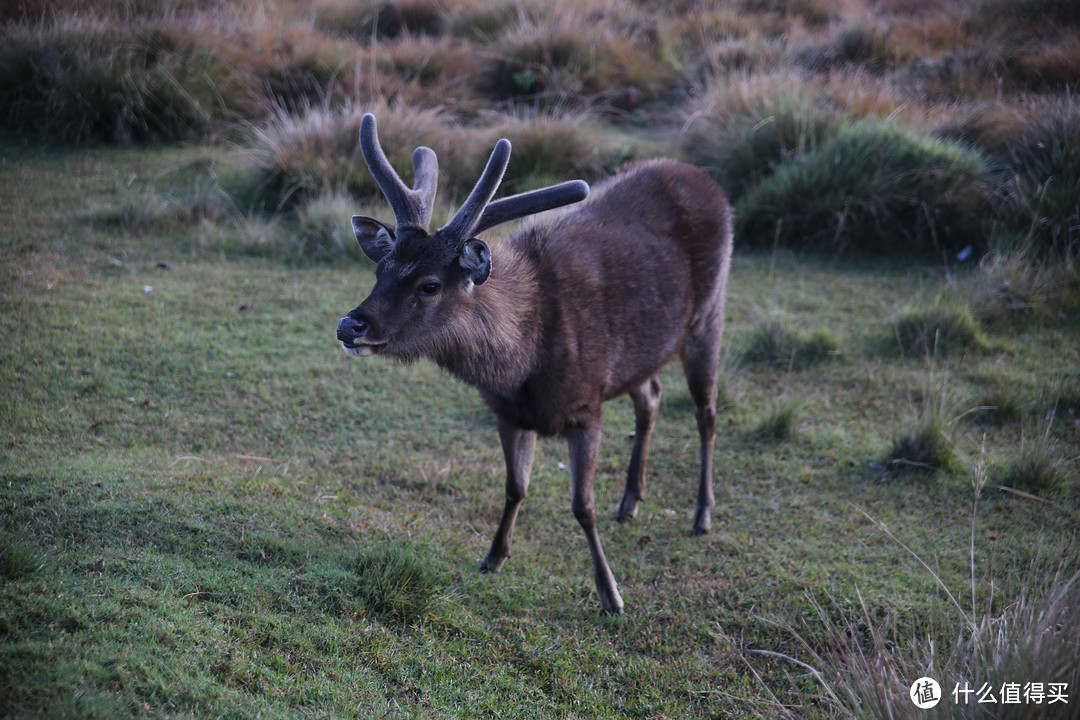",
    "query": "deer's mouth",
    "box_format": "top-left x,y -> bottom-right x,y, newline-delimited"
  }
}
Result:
341,339 -> 387,357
